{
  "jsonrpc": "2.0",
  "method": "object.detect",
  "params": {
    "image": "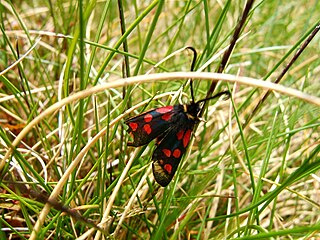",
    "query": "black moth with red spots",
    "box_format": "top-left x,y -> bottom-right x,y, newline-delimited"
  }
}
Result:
125,91 -> 230,187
